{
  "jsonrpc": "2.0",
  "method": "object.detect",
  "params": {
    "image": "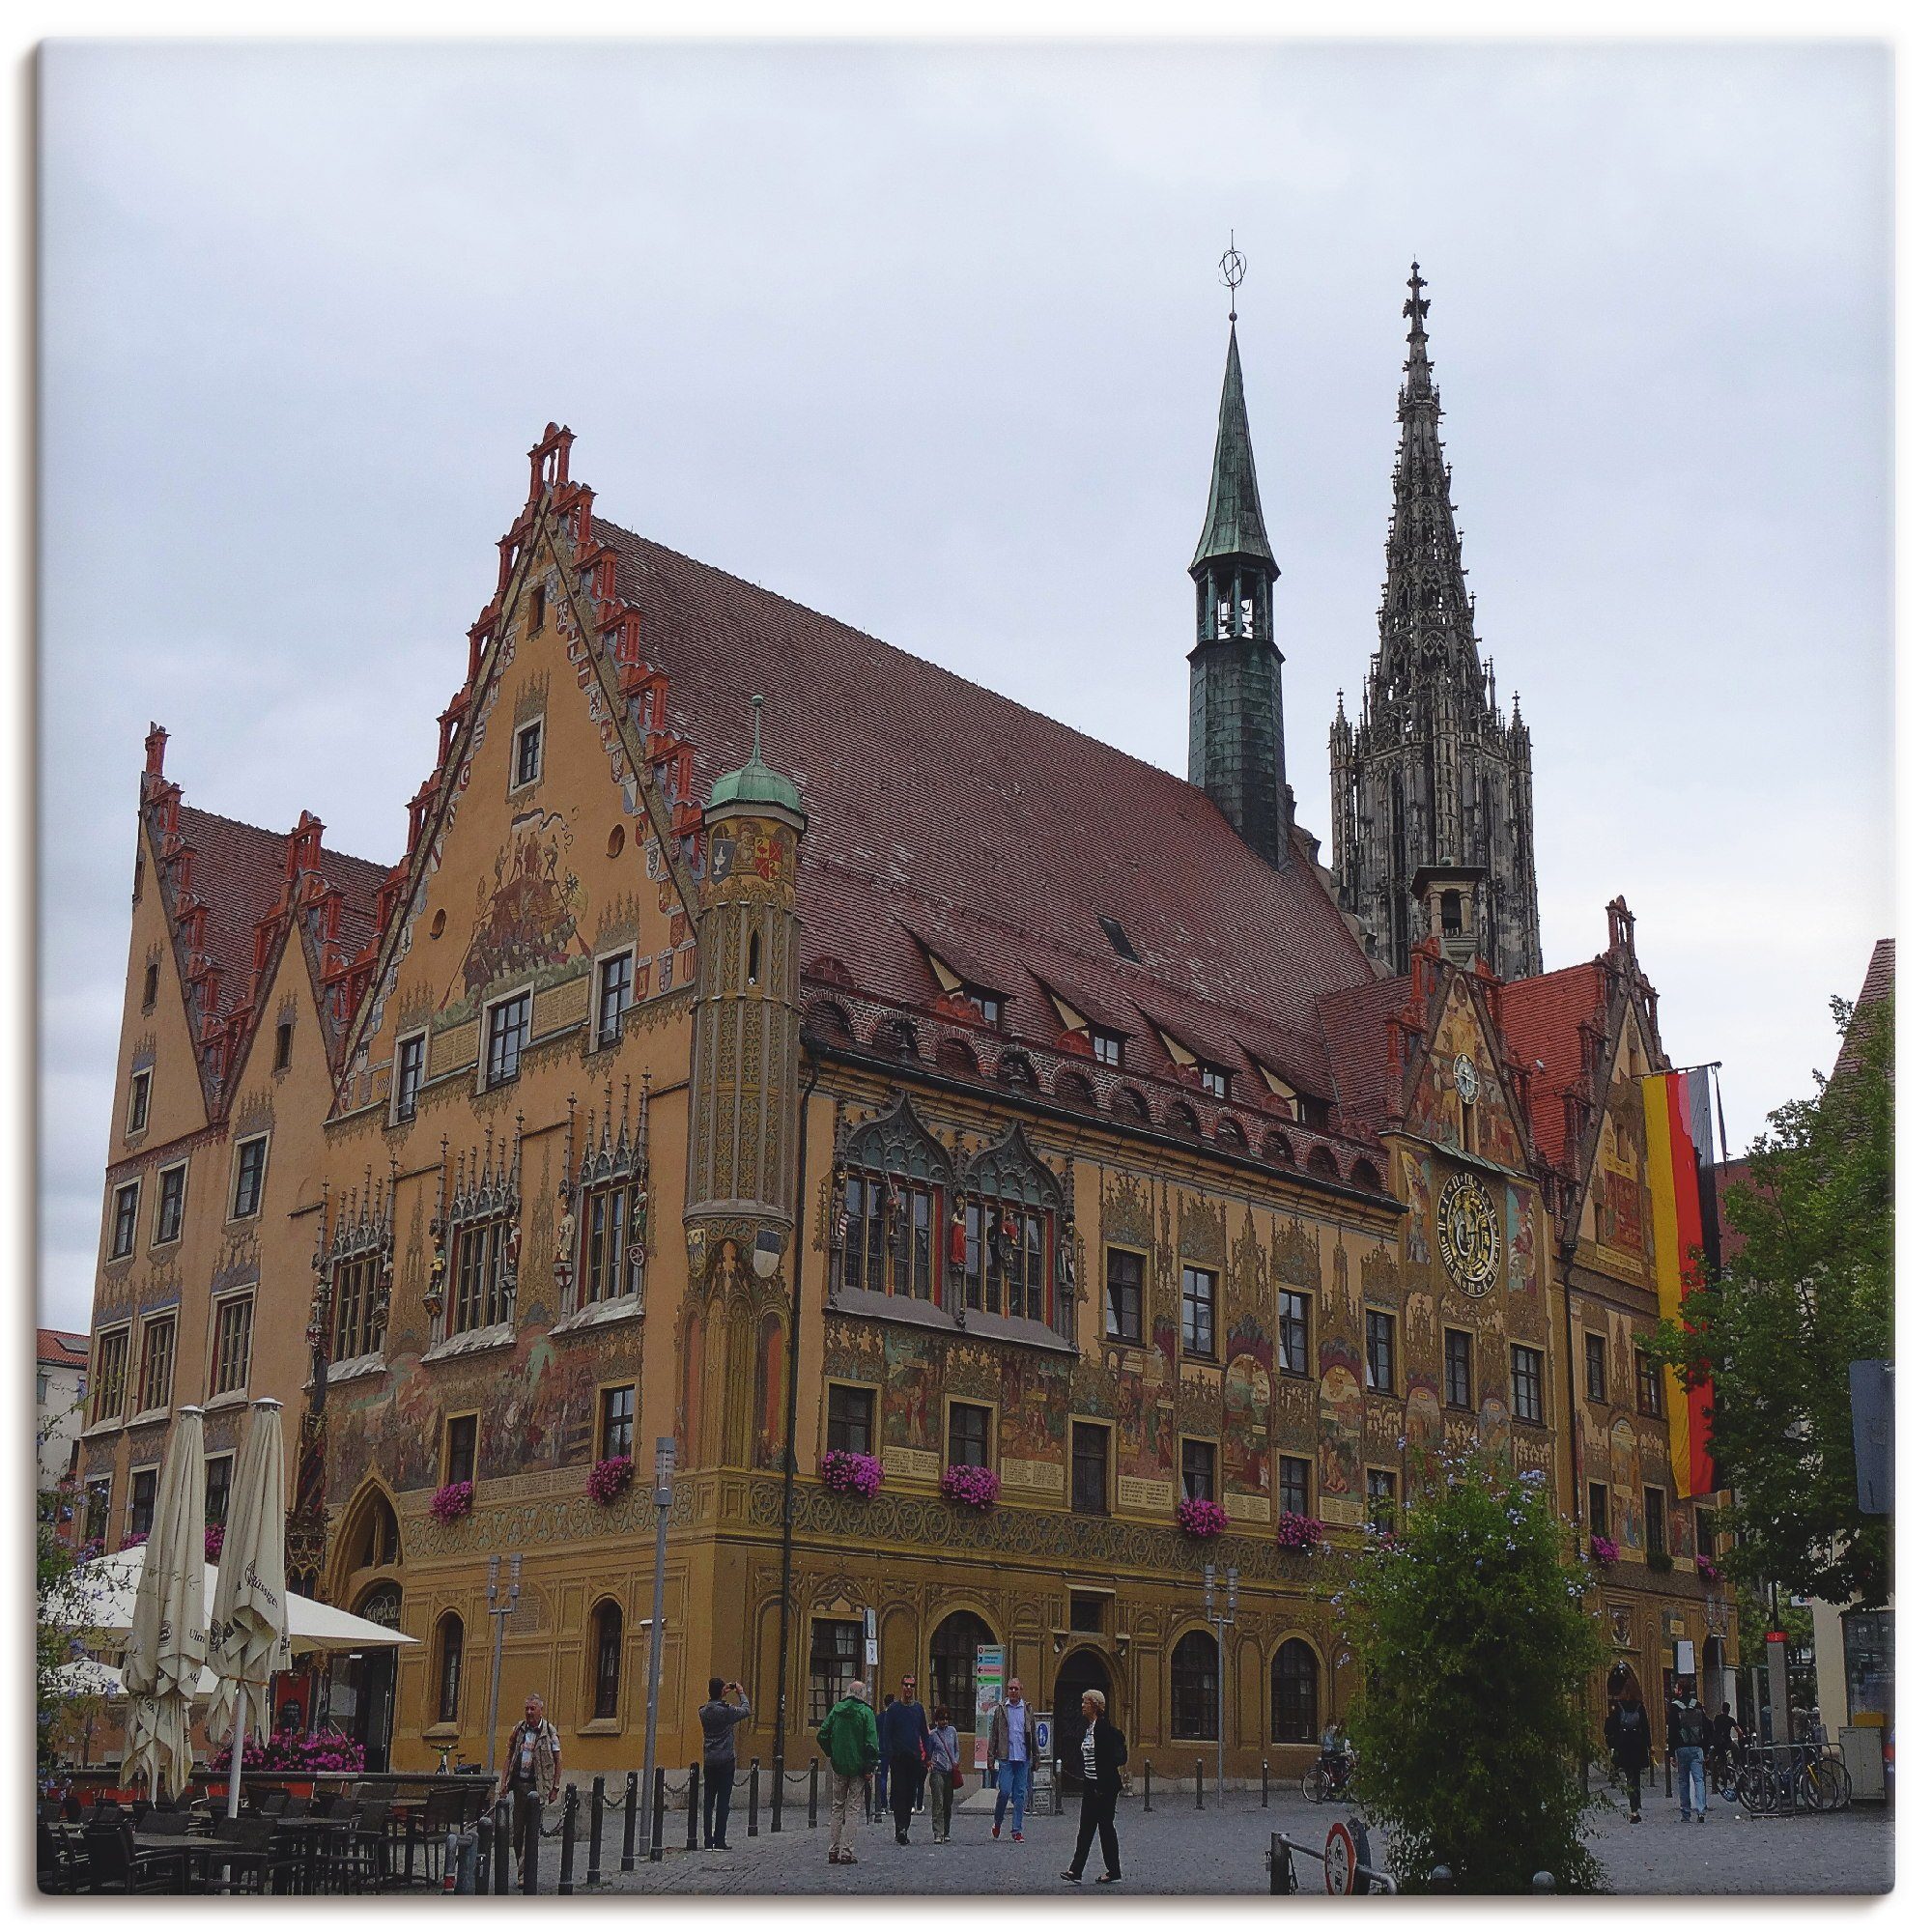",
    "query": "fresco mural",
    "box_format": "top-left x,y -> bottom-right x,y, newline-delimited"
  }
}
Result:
882,1327 -> 940,1453
1317,1334 -> 1365,1520
1402,1377 -> 1444,1484
1400,1150 -> 1432,1264
1609,1415 -> 1644,1550
1506,1183 -> 1538,1295
999,1349 -> 1069,1479
1110,1316 -> 1177,1505
1223,1314 -> 1272,1494
455,808 -> 585,1006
